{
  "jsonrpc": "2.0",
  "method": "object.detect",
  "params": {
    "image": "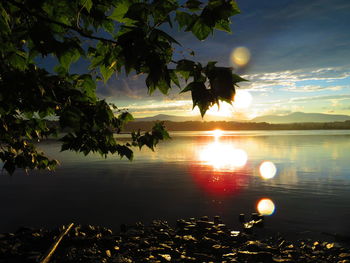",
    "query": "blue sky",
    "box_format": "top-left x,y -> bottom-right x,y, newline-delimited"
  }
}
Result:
98,0 -> 350,120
